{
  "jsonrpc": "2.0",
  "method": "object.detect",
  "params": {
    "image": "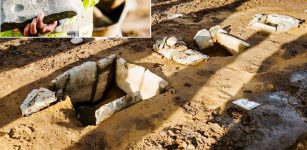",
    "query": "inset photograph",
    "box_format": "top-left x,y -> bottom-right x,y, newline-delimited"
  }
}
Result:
0,0 -> 151,37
